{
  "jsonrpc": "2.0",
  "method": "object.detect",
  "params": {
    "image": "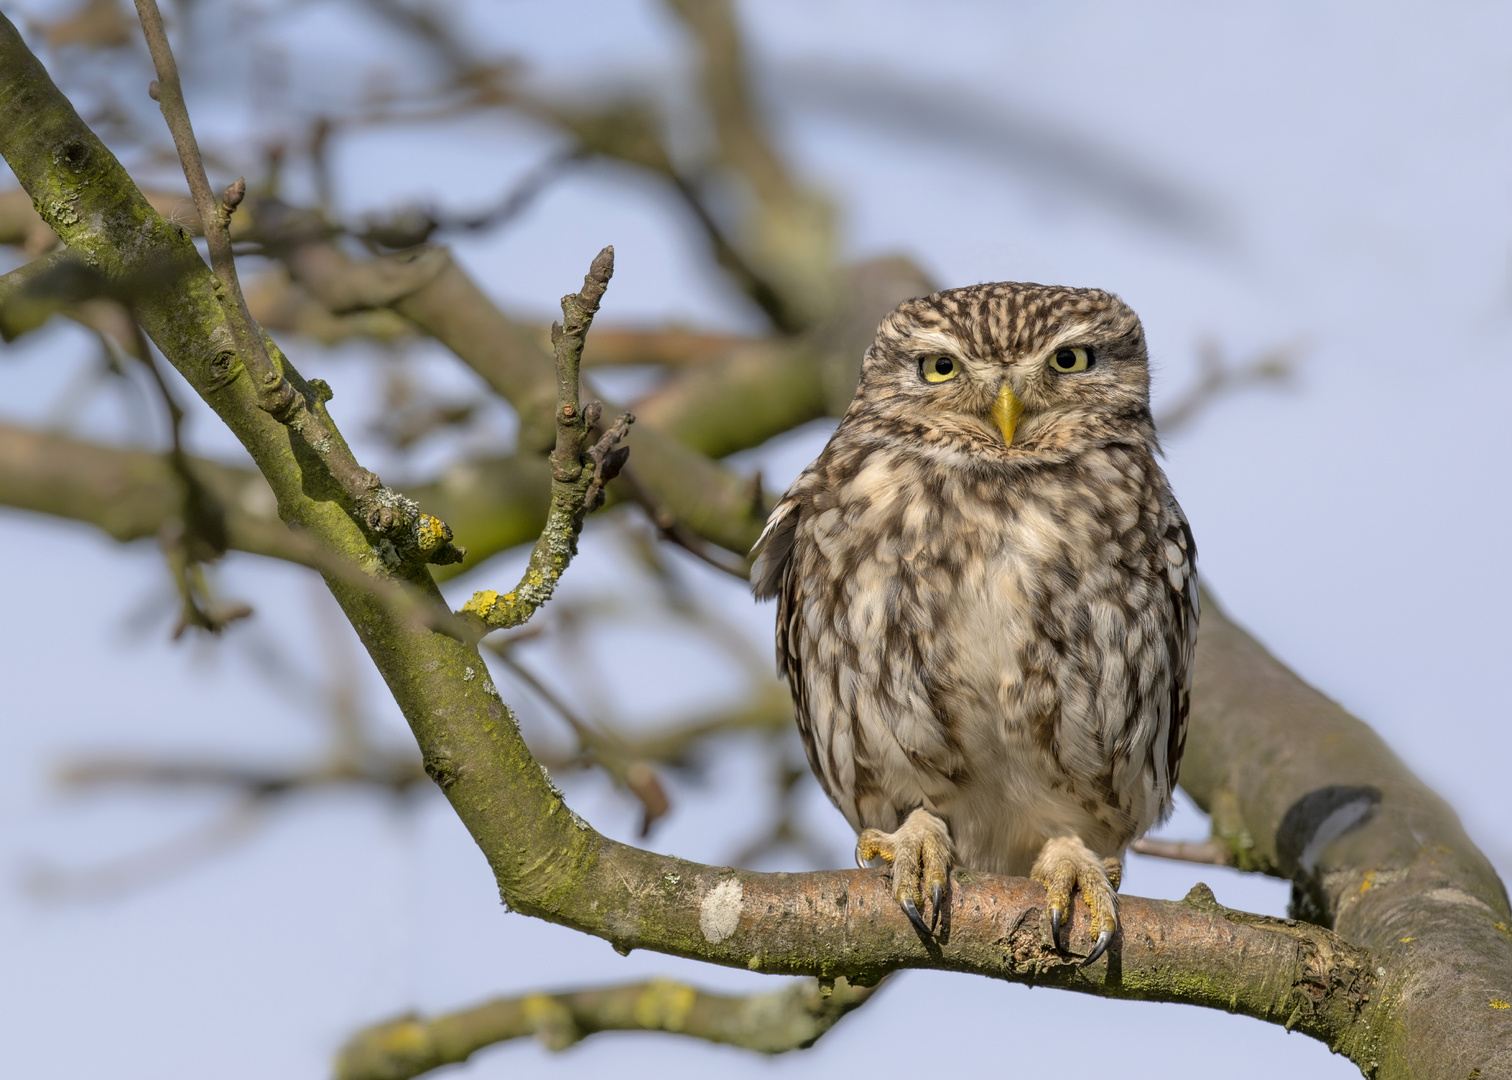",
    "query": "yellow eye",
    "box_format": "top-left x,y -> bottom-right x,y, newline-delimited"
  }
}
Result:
1051,346 -> 1091,373
921,355 -> 960,383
